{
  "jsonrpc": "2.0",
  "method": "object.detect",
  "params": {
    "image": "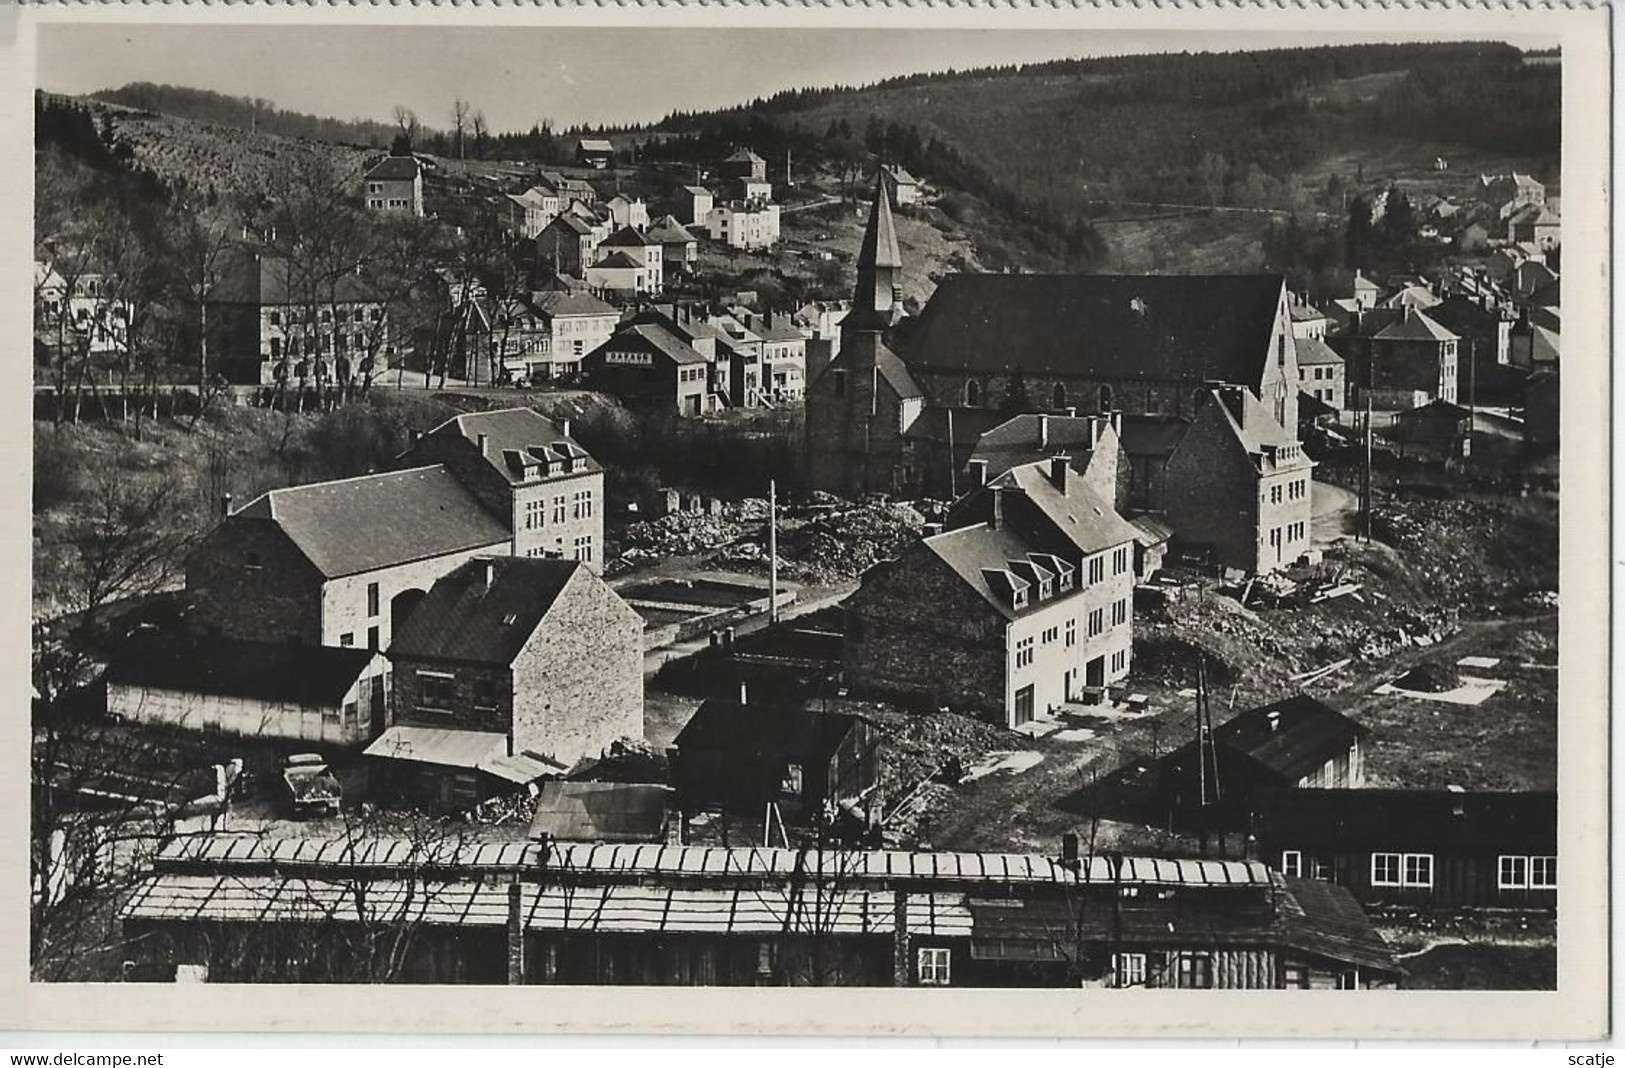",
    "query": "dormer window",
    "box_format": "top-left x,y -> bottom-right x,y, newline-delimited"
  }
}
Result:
1012,588 -> 1028,610
1038,579 -> 1052,600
